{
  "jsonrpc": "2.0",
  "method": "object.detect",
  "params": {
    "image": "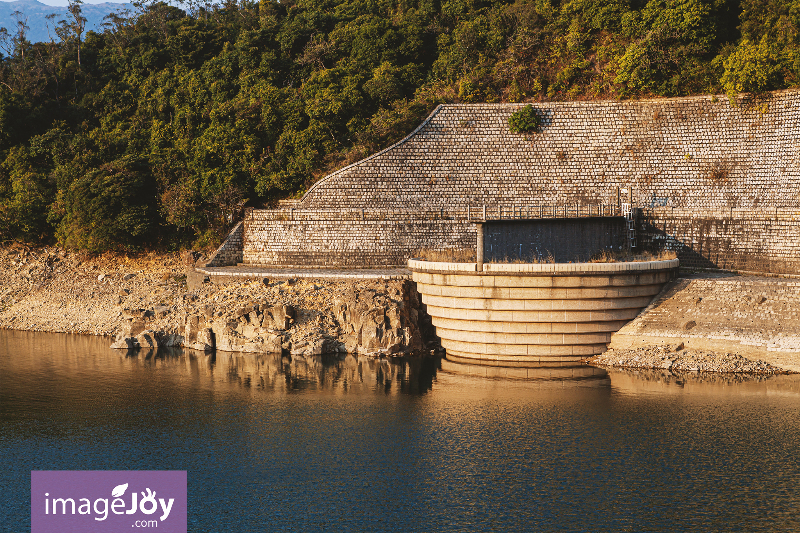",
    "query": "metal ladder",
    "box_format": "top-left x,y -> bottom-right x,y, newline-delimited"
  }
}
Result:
621,203 -> 636,250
